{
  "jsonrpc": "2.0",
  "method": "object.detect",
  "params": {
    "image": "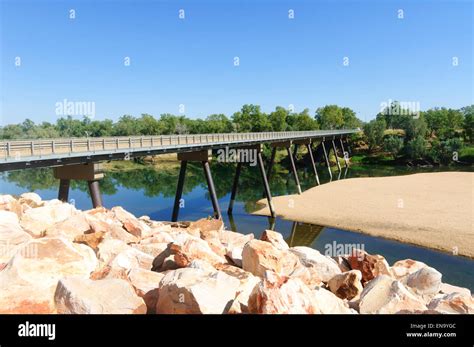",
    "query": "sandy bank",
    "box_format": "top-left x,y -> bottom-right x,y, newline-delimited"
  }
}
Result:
254,172 -> 474,258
